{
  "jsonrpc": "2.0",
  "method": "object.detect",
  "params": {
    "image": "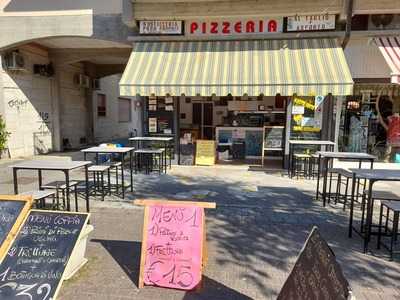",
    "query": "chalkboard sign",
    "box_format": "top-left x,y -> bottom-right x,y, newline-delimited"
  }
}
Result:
277,227 -> 351,300
135,200 -> 216,290
264,126 -> 284,149
0,195 -> 32,263
0,210 -> 90,300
